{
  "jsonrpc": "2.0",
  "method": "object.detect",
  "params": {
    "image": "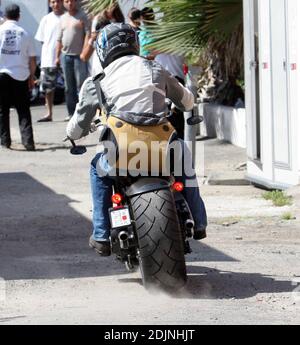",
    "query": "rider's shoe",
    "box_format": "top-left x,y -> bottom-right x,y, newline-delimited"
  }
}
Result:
193,228 -> 207,241
89,236 -> 111,257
